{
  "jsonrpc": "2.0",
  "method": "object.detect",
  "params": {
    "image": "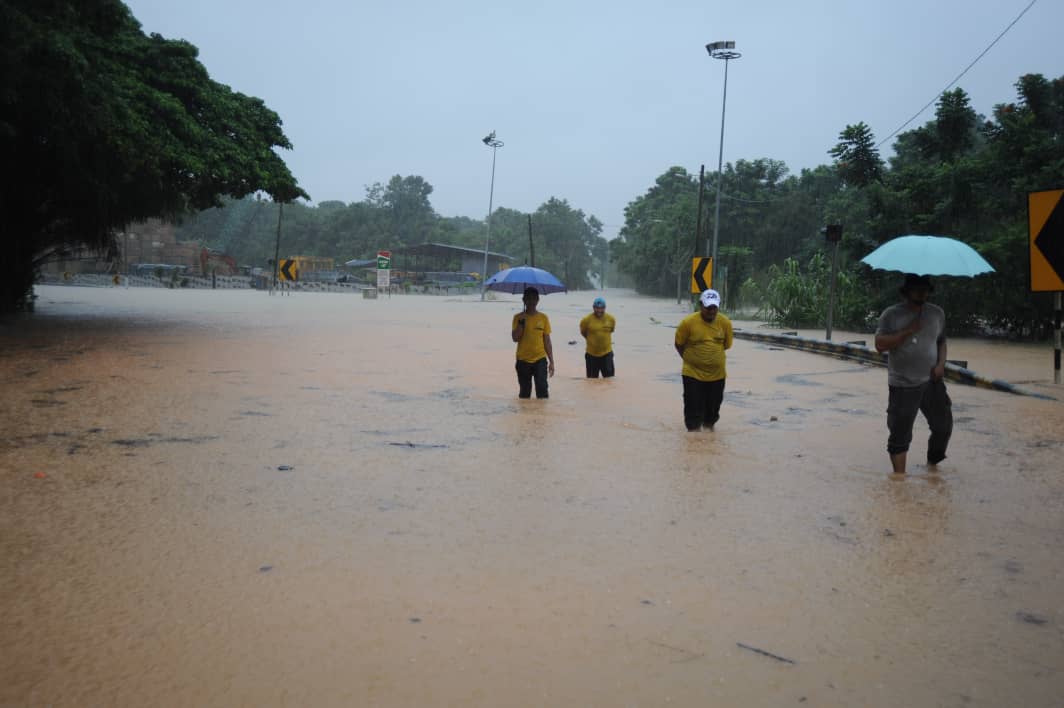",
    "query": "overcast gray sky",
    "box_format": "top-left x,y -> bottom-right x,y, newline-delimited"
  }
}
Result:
126,0 -> 1060,237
